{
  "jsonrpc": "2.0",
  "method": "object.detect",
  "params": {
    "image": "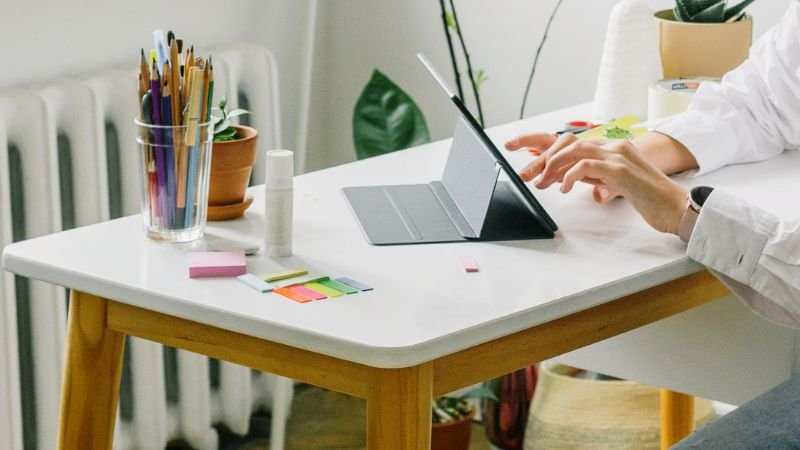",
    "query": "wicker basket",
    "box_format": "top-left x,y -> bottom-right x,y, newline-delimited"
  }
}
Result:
523,363 -> 715,449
